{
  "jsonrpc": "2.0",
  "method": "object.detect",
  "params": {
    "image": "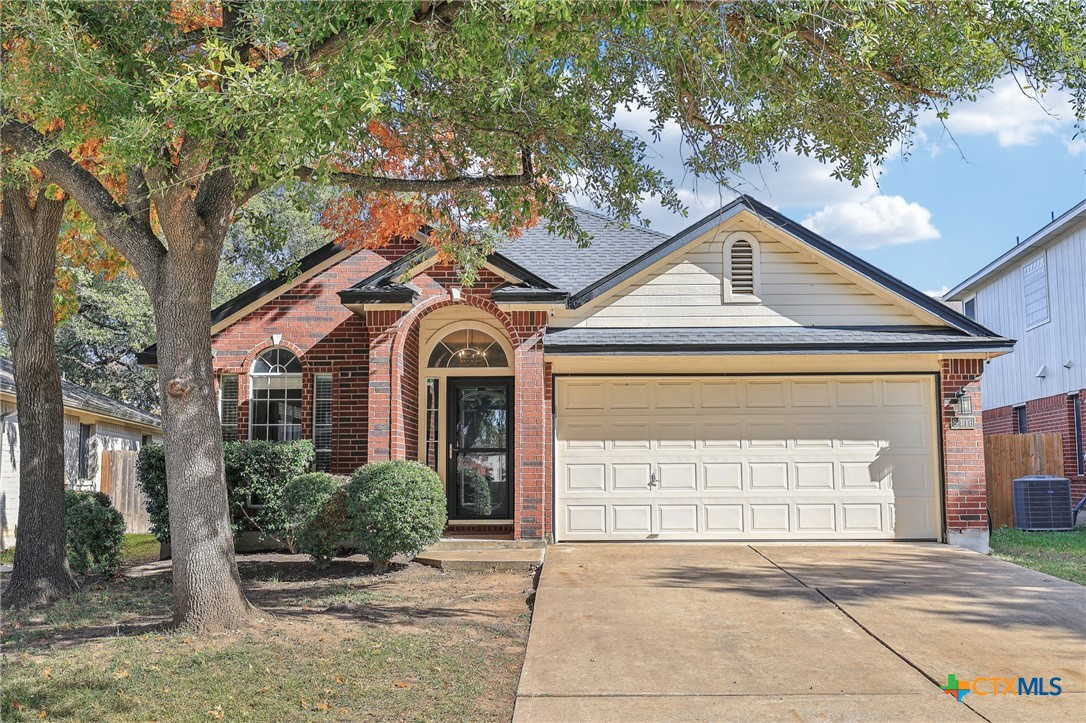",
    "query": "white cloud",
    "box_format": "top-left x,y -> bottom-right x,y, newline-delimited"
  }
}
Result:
923,77 -> 1075,149
924,286 -> 950,298
801,195 -> 941,249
